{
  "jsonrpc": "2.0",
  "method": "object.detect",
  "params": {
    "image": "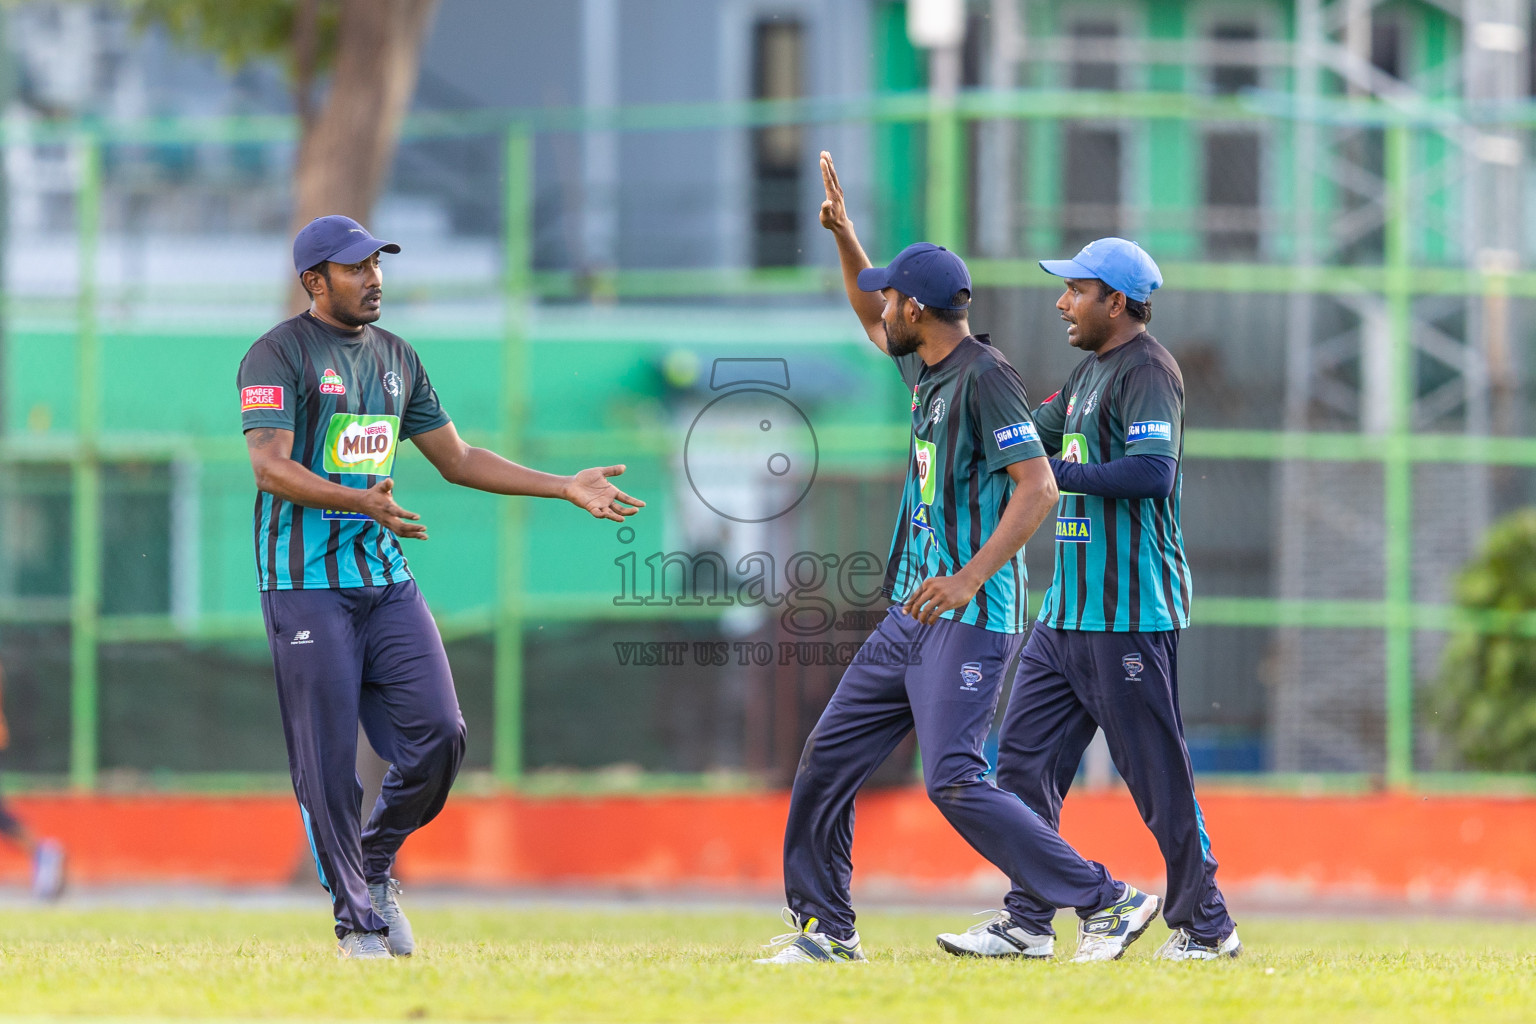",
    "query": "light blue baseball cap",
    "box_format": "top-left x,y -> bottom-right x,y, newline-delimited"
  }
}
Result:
1039,237 -> 1162,302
